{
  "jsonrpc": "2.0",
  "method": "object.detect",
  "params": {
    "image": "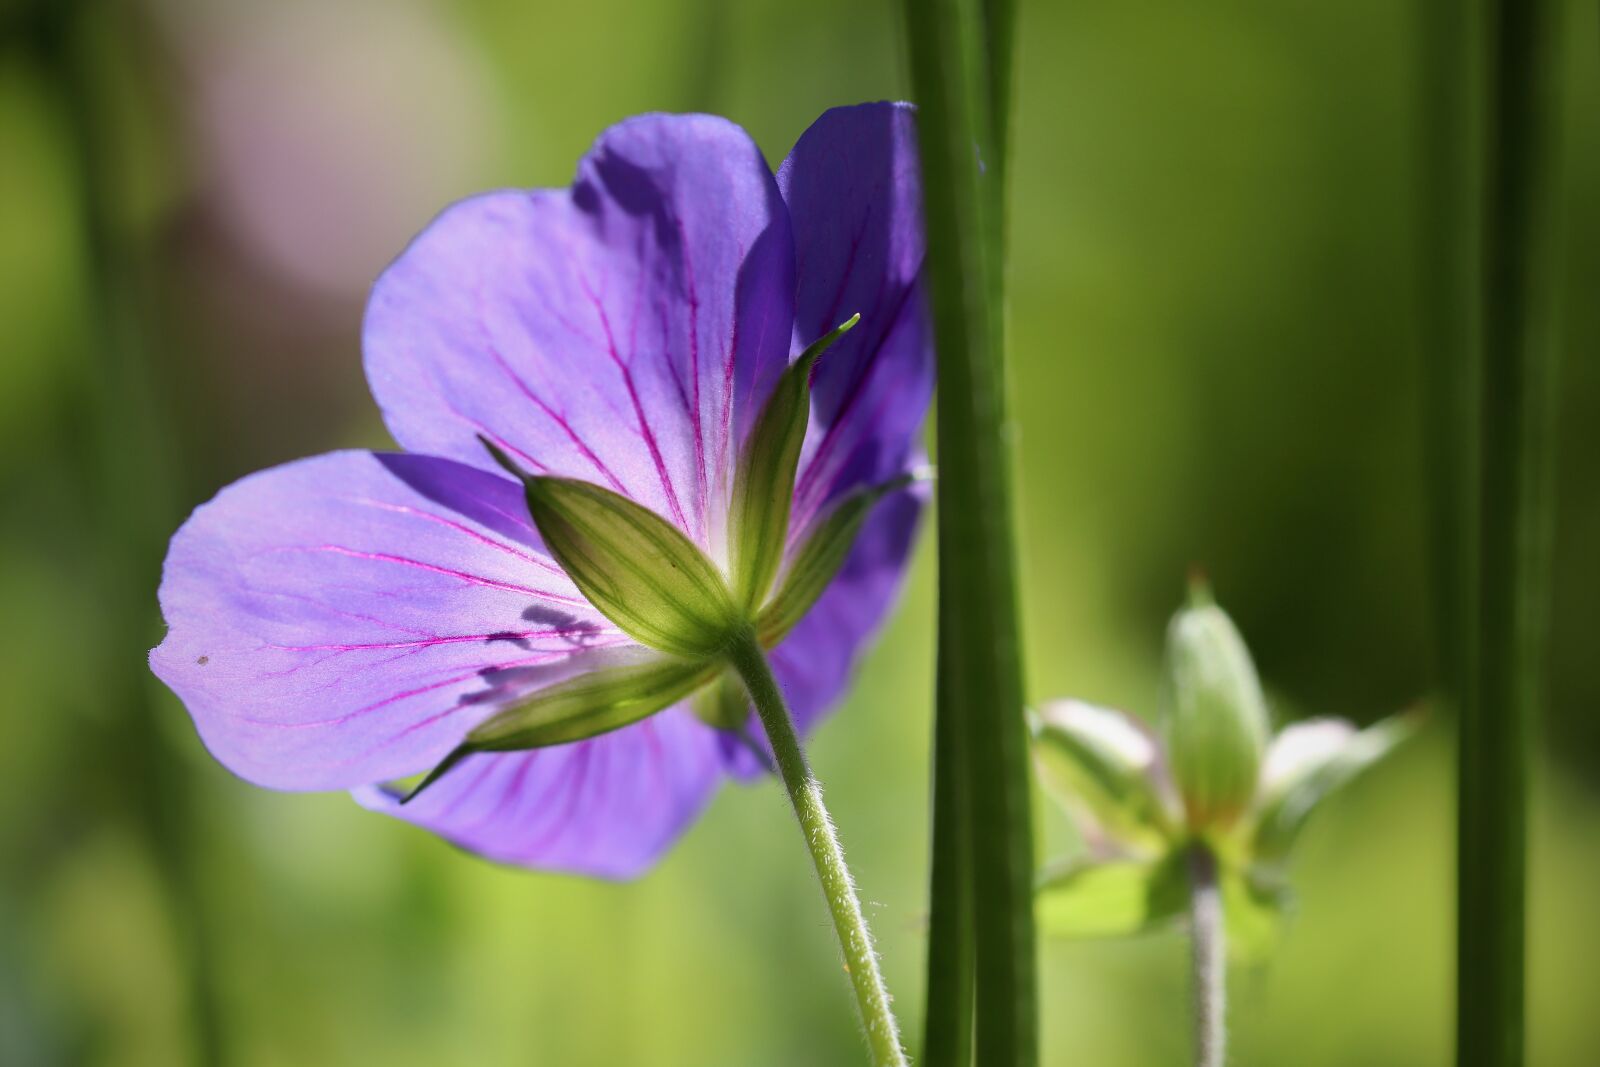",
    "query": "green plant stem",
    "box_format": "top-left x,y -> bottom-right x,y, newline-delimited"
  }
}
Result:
1458,1 -> 1565,1065
904,0 -> 1035,1063
922,619 -> 974,1066
727,630 -> 907,1067
1186,843 -> 1225,1067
